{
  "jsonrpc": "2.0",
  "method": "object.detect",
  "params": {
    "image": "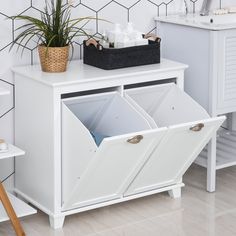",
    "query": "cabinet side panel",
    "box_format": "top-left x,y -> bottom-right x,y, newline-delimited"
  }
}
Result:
158,23 -> 210,112
15,75 -> 55,213
217,29 -> 236,113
